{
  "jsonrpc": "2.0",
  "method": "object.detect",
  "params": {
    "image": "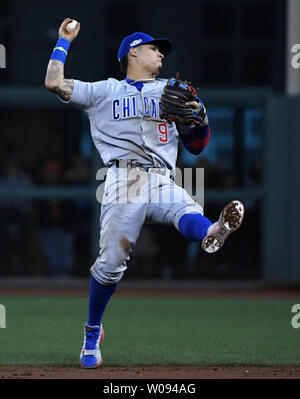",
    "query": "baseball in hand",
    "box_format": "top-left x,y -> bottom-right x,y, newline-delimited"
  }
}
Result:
66,20 -> 78,31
